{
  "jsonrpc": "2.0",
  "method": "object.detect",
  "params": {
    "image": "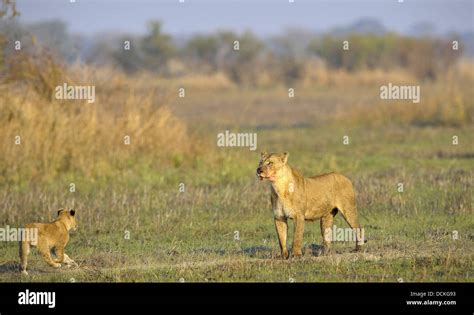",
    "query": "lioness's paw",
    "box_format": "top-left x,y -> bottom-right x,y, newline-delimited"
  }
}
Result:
52,263 -> 61,268
292,251 -> 303,259
281,250 -> 289,260
21,270 -> 29,276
